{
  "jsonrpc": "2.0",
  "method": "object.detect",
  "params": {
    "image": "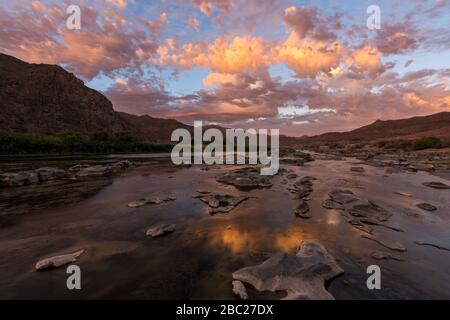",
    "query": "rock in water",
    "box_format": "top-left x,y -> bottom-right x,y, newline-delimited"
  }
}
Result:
232,280 -> 248,300
146,224 -> 175,237
128,195 -> 176,208
347,201 -> 391,222
216,167 -> 272,190
232,242 -> 343,300
351,167 -> 365,173
196,193 -> 248,214
294,200 -> 311,219
322,199 -> 344,210
371,251 -> 403,261
422,182 -> 450,189
0,171 -> 39,187
416,203 -> 437,211
128,198 -> 148,208
361,234 -> 407,252
34,167 -> 67,181
35,249 -> 85,271
328,189 -> 358,204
